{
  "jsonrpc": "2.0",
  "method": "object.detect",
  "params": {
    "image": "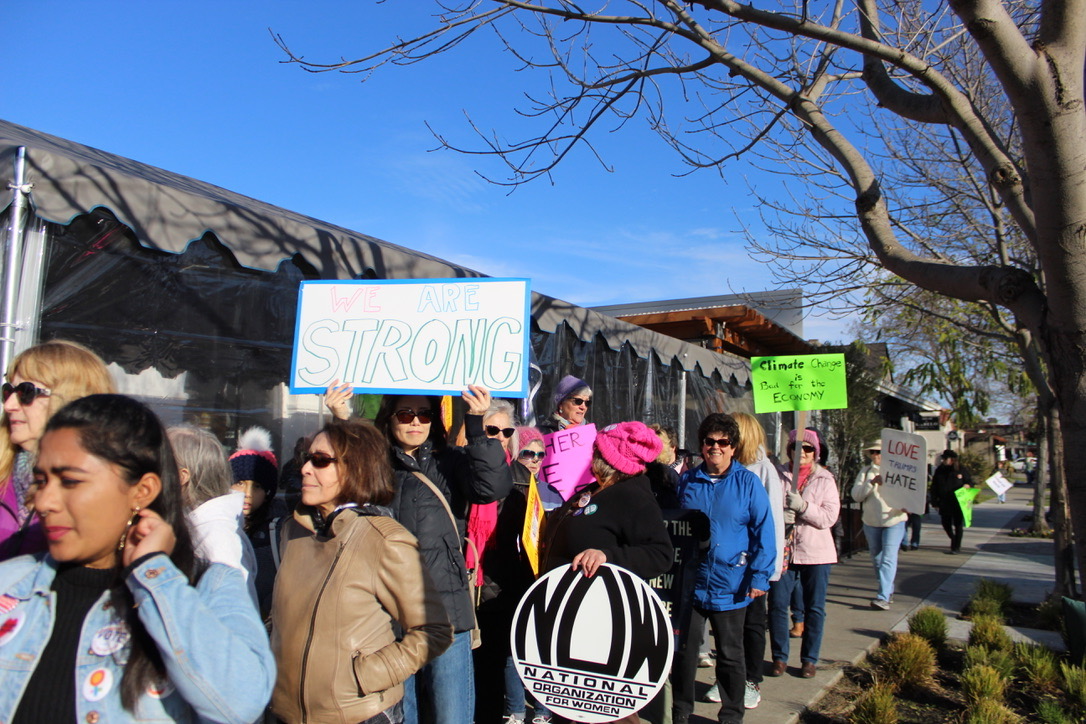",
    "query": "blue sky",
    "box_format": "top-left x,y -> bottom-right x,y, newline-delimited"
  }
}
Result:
3,1 -> 855,341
